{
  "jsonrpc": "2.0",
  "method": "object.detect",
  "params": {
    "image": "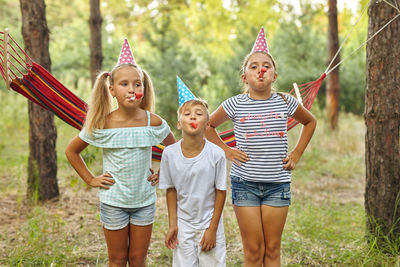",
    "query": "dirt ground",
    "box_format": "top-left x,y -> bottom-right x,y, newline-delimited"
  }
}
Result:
0,160 -> 365,266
